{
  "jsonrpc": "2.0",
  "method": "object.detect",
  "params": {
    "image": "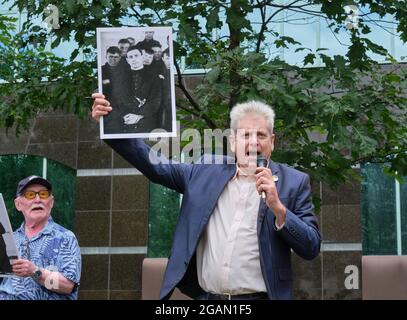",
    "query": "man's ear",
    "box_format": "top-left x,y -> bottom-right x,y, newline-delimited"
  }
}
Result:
49,196 -> 55,210
270,133 -> 275,153
14,198 -> 22,212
